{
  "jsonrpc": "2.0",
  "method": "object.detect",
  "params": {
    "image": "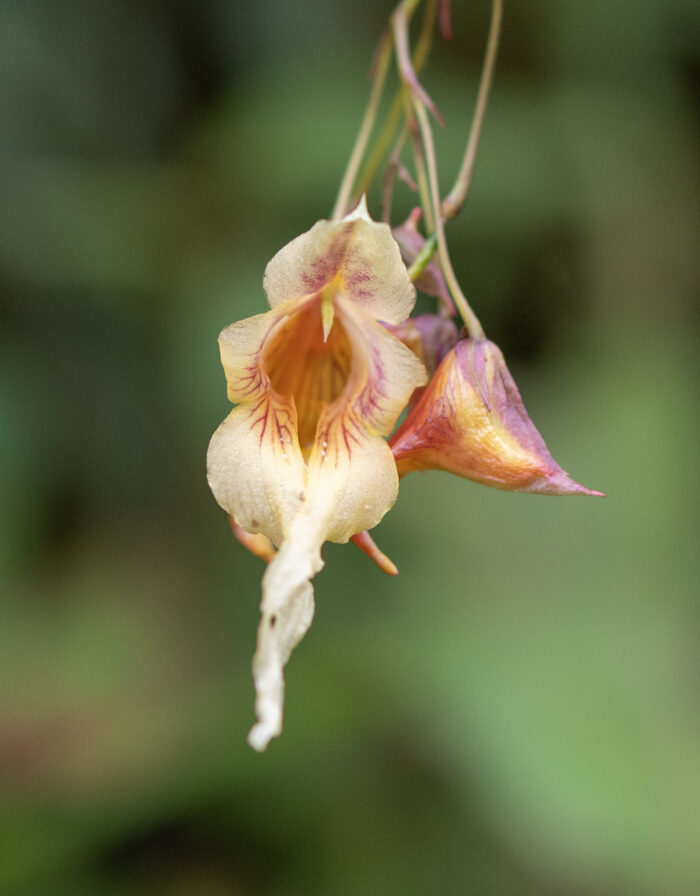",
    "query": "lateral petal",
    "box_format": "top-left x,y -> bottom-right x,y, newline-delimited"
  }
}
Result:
207,398 -> 306,547
337,297 -> 428,440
